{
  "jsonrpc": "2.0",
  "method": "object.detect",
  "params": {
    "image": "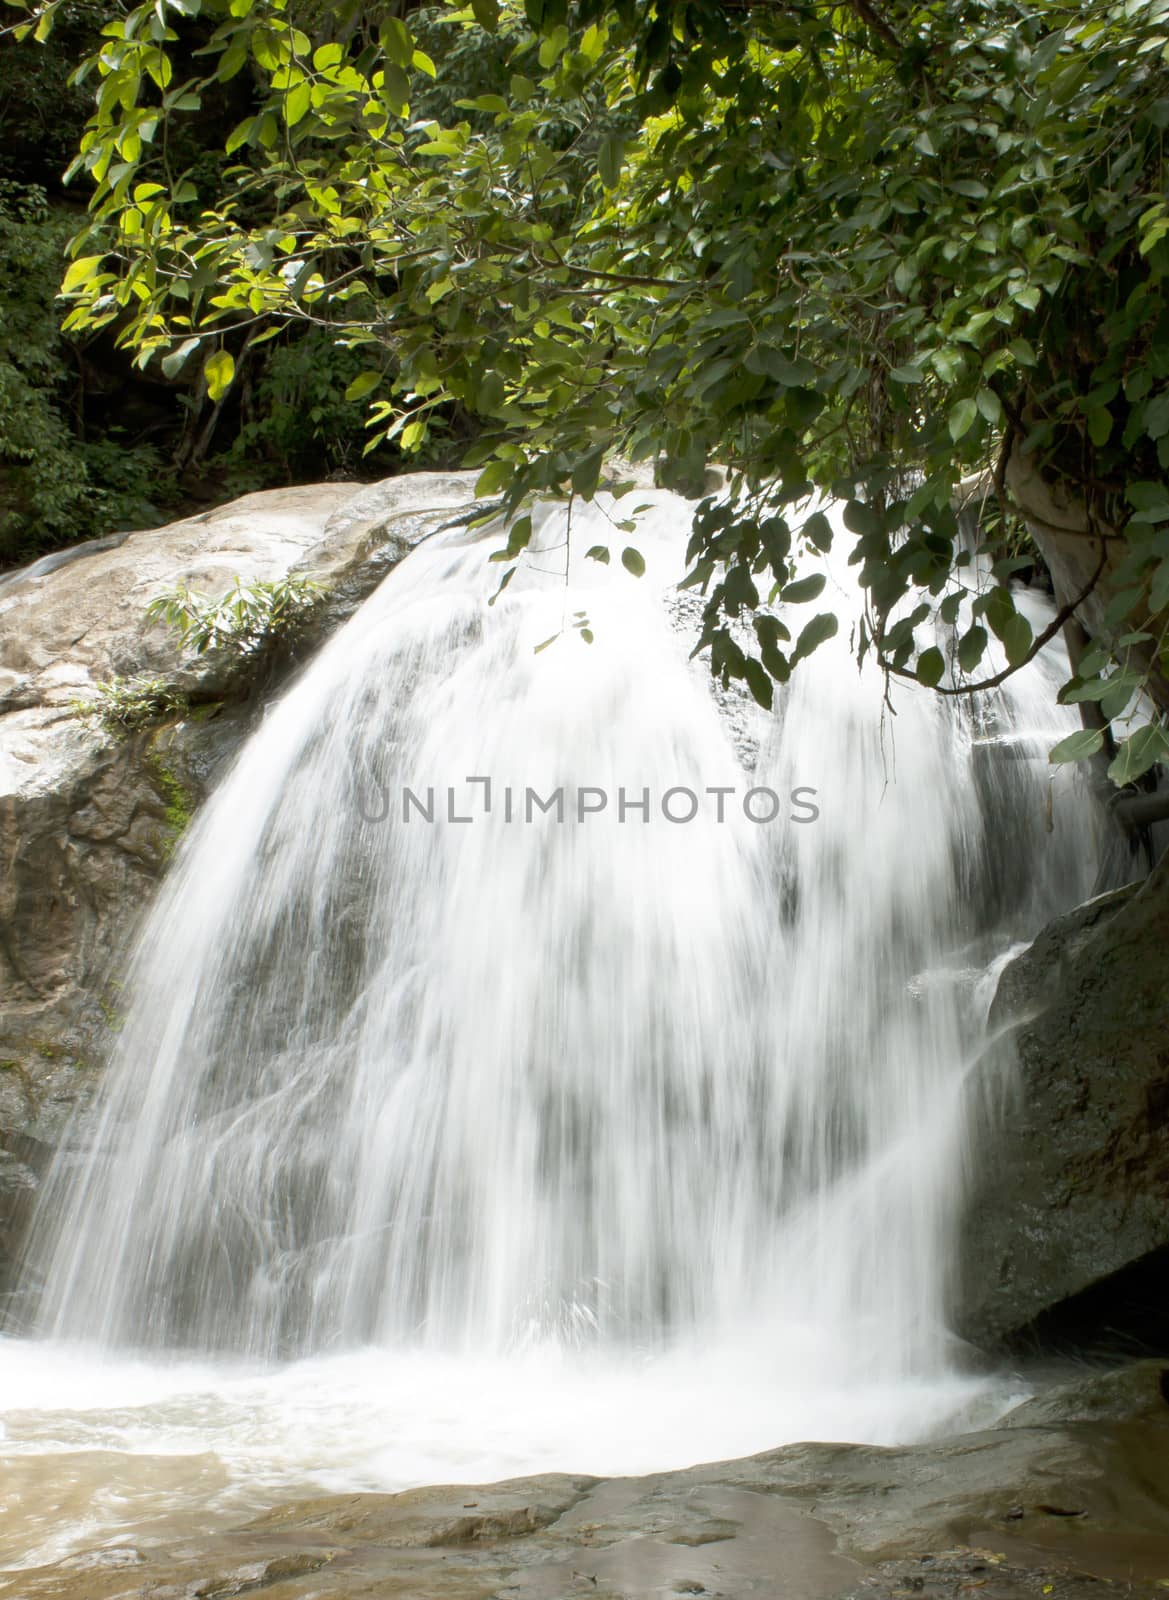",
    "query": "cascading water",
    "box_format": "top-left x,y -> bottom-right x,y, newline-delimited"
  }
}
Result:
1,490 -> 1114,1565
